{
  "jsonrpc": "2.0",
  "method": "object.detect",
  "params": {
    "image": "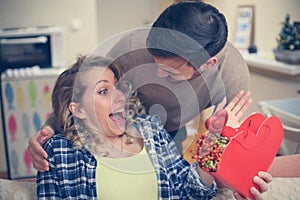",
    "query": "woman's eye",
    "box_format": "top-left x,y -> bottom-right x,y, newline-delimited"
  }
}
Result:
98,88 -> 108,95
